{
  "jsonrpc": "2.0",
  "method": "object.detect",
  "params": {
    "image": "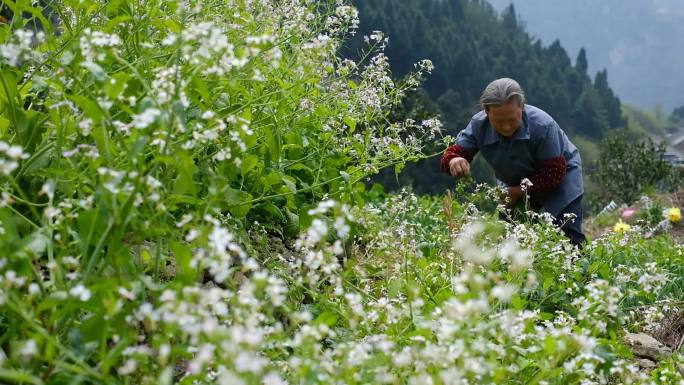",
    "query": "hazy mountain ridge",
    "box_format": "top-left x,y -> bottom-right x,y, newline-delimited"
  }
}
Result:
487,0 -> 684,112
